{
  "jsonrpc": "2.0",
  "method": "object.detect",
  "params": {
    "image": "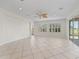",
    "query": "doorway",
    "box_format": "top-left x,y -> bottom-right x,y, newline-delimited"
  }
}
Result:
69,18 -> 79,40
